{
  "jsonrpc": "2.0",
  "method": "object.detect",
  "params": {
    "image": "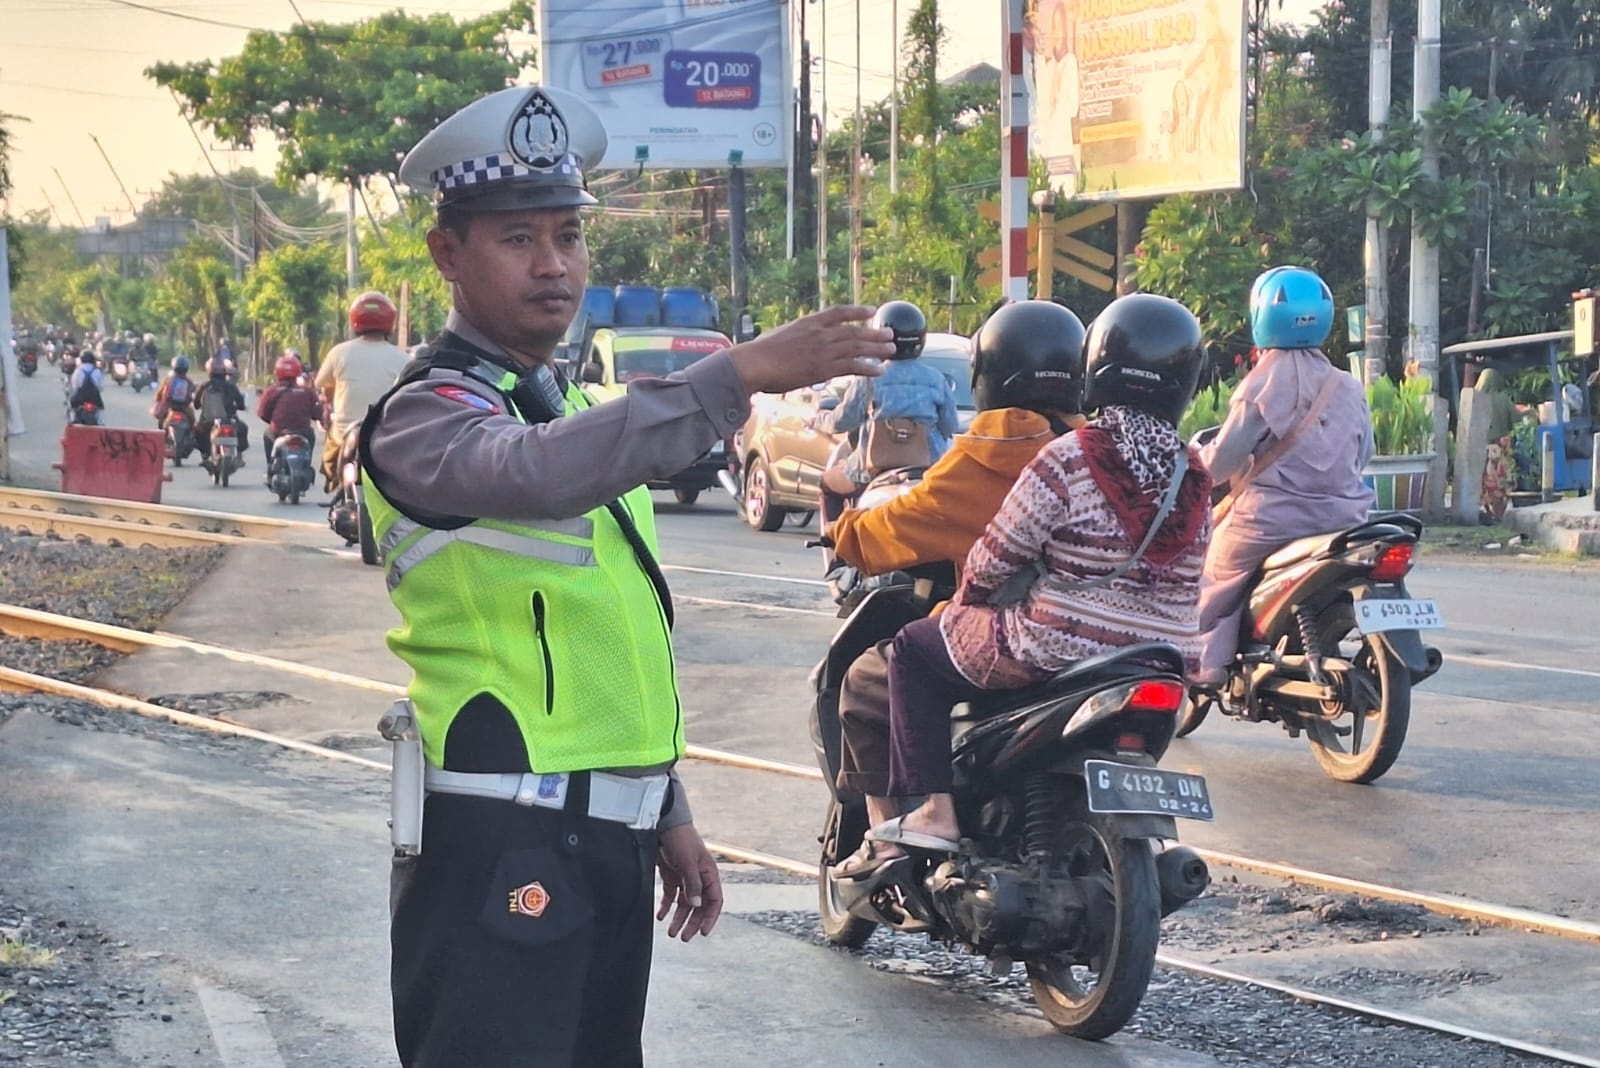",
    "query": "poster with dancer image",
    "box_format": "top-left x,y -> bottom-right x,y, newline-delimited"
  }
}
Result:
539,0 -> 791,170
1024,0 -> 1245,200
